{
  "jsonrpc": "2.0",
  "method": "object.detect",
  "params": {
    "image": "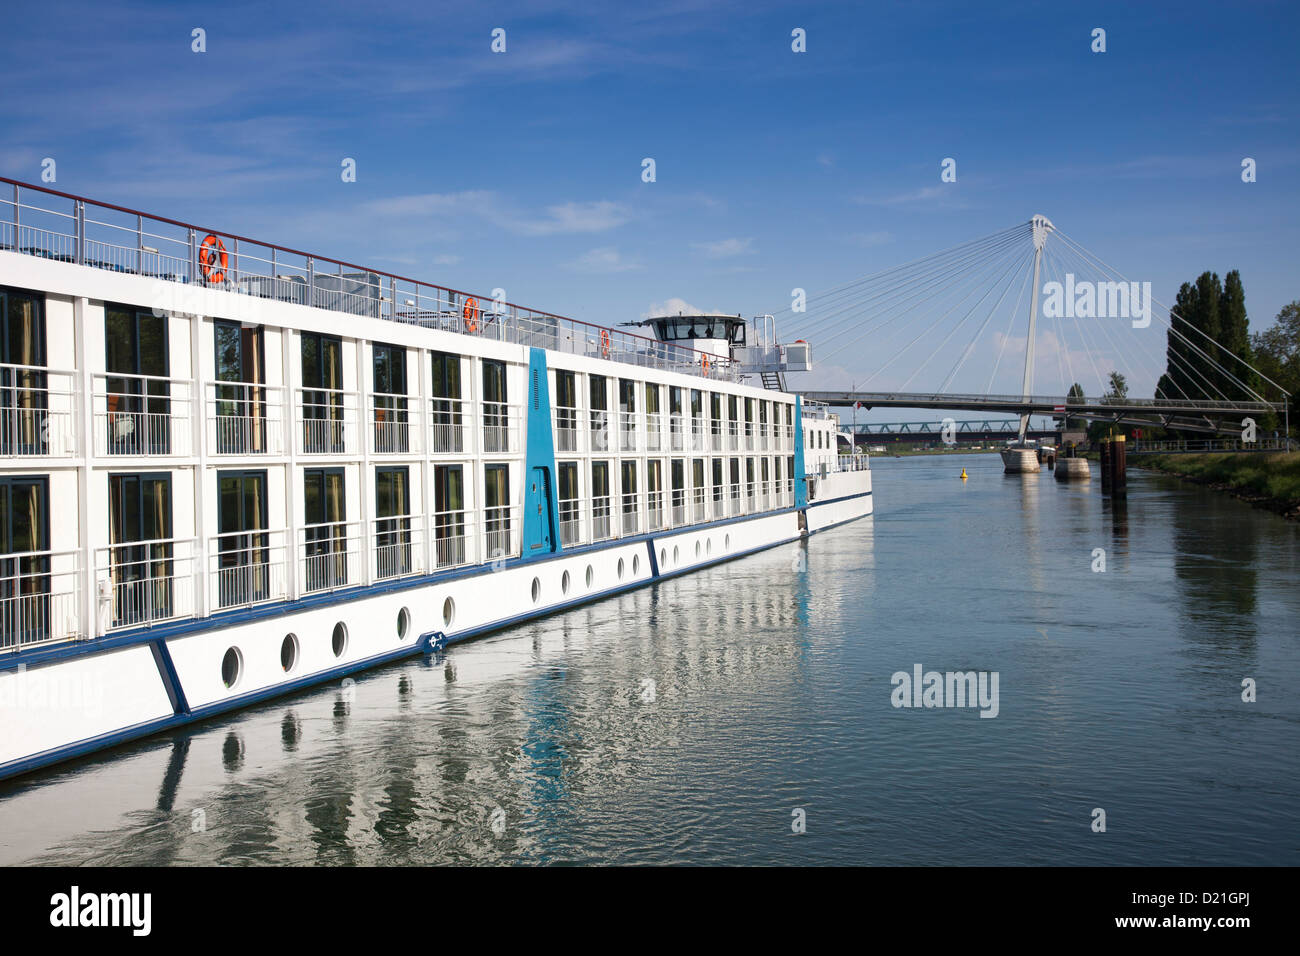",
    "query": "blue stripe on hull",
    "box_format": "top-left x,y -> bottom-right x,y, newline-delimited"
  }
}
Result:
0,491 -> 870,783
